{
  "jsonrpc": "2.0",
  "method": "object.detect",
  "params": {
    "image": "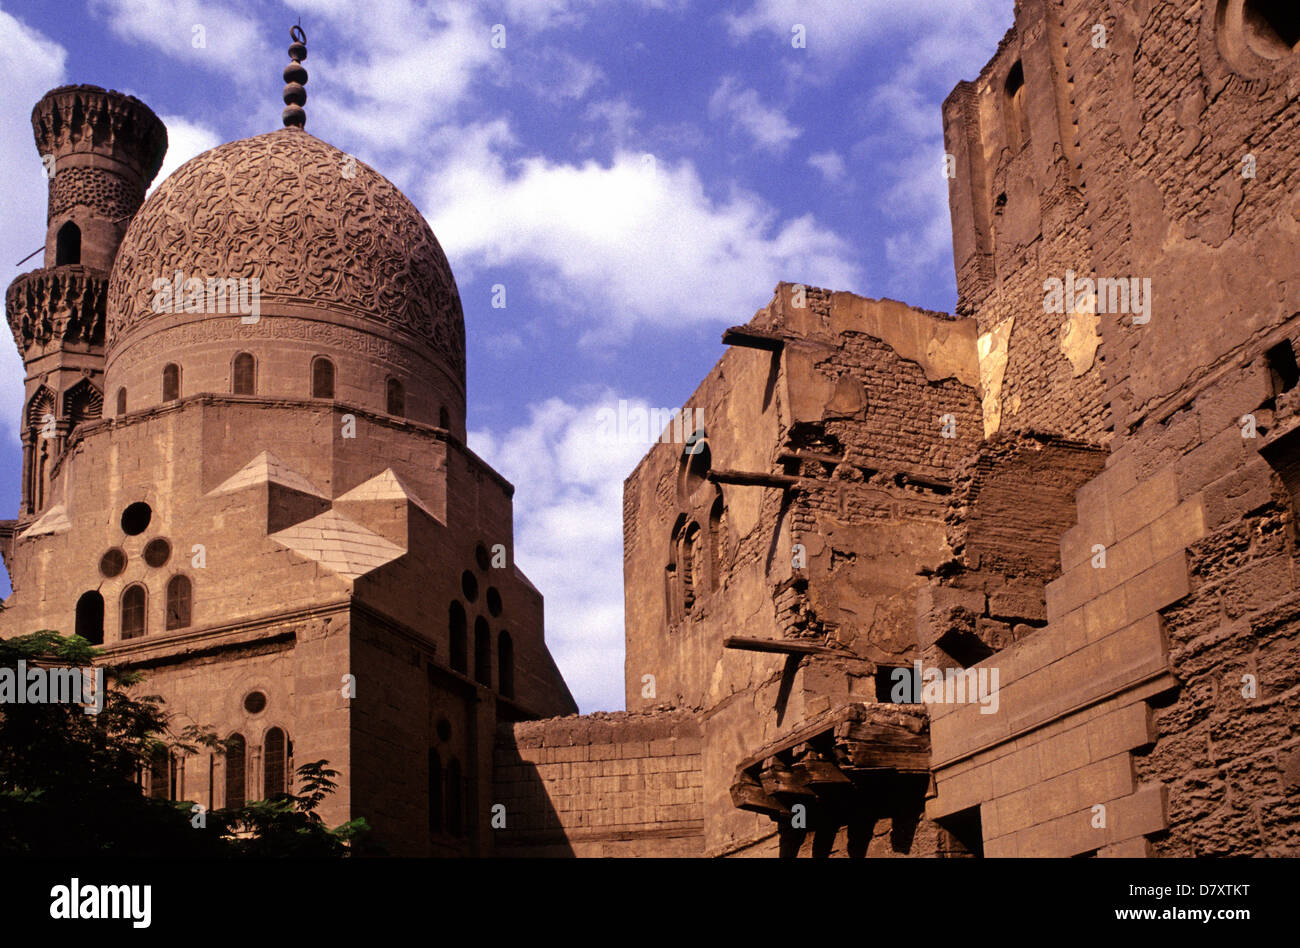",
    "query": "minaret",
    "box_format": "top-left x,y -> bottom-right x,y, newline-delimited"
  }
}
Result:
4,86 -> 166,517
